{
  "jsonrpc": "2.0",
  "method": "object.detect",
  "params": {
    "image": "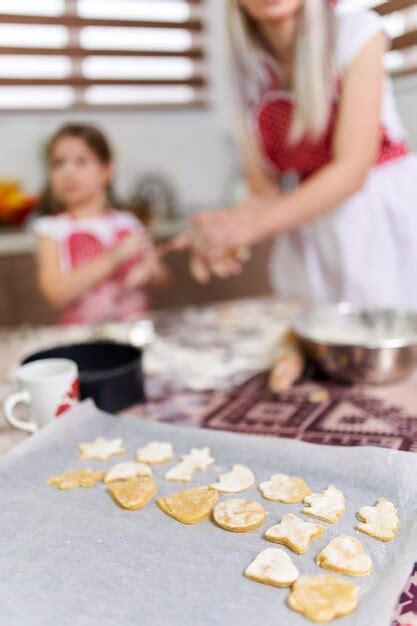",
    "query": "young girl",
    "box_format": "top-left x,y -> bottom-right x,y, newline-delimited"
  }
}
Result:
189,1 -> 417,309
34,123 -> 163,325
